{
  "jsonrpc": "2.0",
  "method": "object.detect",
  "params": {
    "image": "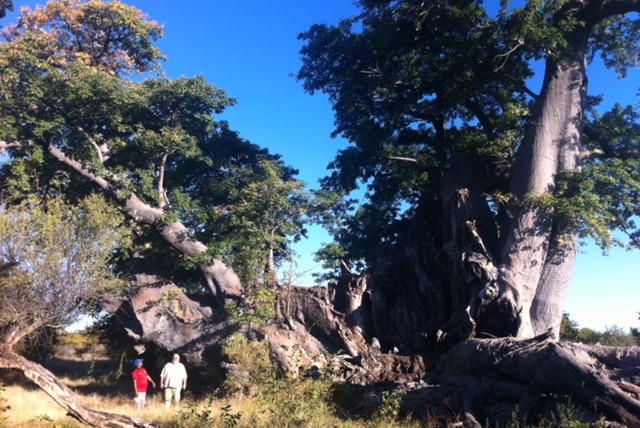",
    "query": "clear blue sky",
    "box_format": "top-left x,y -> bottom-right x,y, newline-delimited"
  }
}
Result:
9,1 -> 640,332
